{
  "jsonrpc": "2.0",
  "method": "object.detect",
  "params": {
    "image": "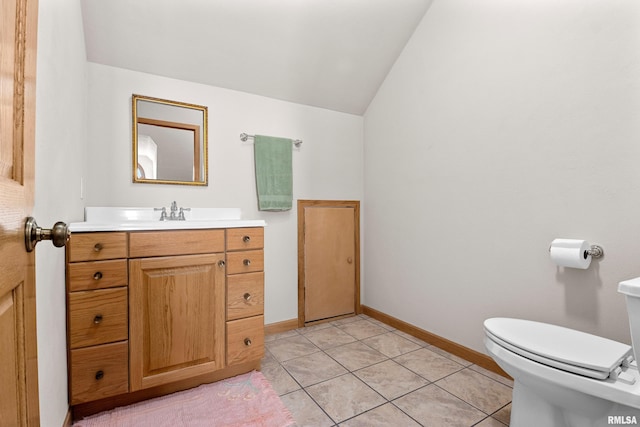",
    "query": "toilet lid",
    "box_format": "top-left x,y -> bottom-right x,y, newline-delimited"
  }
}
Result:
484,318 -> 633,379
